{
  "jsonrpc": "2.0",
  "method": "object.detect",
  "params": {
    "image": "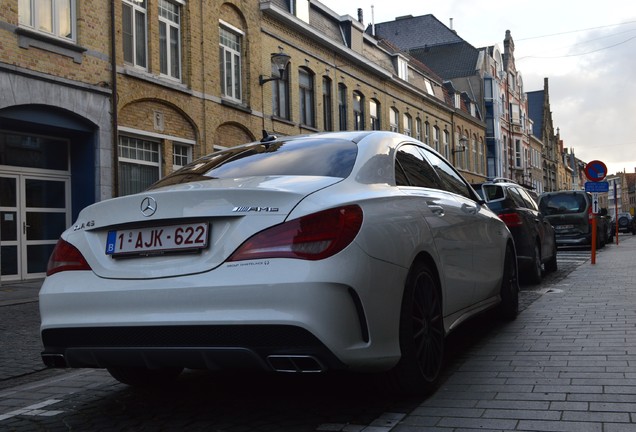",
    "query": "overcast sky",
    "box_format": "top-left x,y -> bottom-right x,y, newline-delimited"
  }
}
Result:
318,0 -> 636,176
